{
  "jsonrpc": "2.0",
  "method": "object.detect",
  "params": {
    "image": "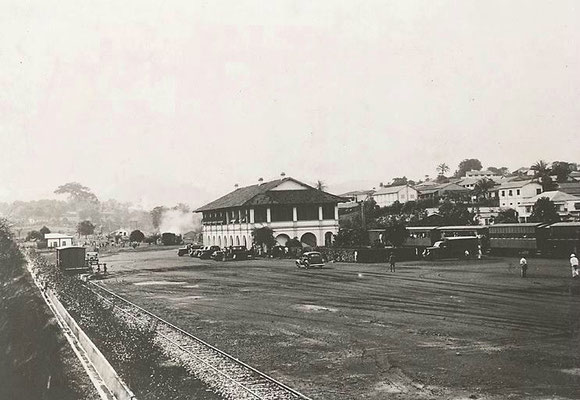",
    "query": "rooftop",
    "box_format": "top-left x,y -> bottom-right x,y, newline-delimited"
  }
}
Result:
522,190 -> 580,204
45,233 -> 74,239
374,184 -> 414,195
195,177 -> 346,212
